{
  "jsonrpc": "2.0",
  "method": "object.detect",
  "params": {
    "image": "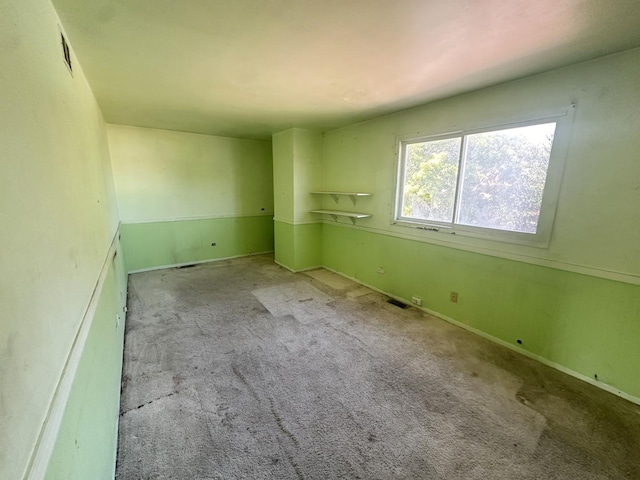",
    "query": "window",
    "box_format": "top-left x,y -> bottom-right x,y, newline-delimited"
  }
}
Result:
394,108 -> 574,247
